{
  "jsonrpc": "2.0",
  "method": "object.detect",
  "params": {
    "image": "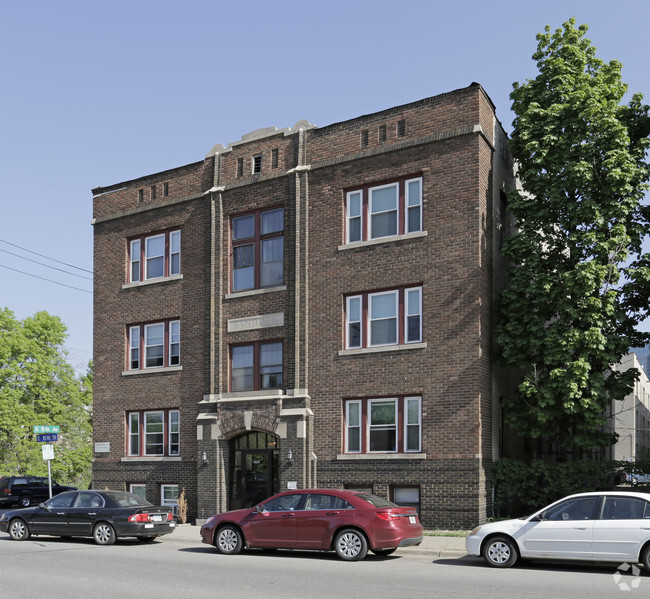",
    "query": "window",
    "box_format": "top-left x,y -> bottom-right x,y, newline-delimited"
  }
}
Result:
601,496 -> 649,519
345,287 -> 422,349
127,409 -> 180,457
543,497 -> 599,521
391,486 -> 420,514
345,176 -> 422,243
161,484 -> 179,510
129,484 -> 146,500
252,154 -> 262,174
344,396 -> 422,454
230,341 -> 283,392
128,229 -> 181,283
127,320 -> 180,370
231,208 -> 284,292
